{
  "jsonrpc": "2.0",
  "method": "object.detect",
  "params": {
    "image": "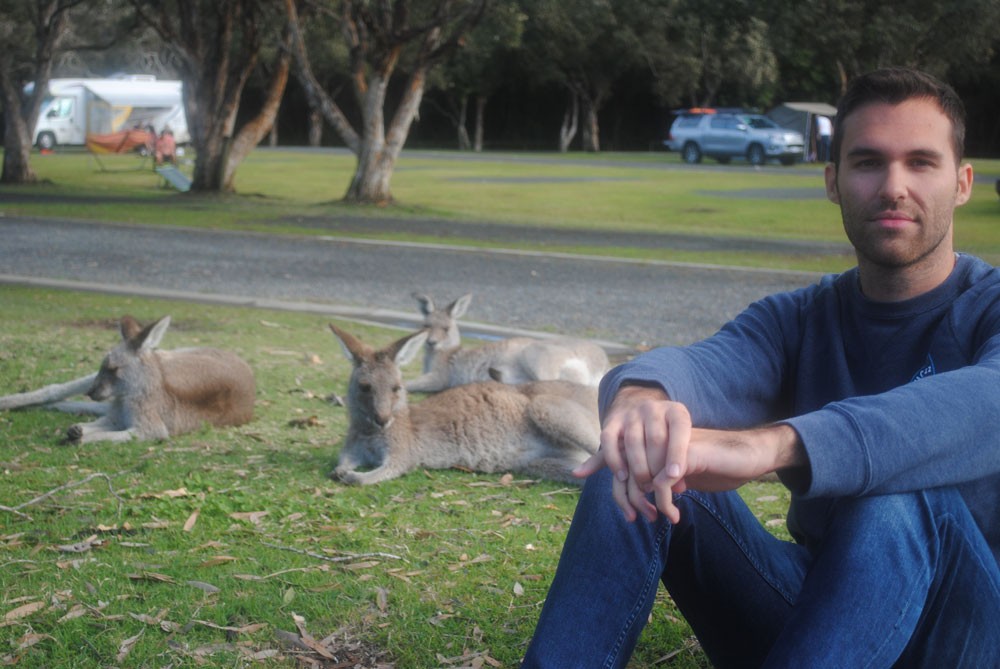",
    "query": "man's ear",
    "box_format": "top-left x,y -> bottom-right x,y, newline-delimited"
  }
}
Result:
824,163 -> 840,205
955,162 -> 973,207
